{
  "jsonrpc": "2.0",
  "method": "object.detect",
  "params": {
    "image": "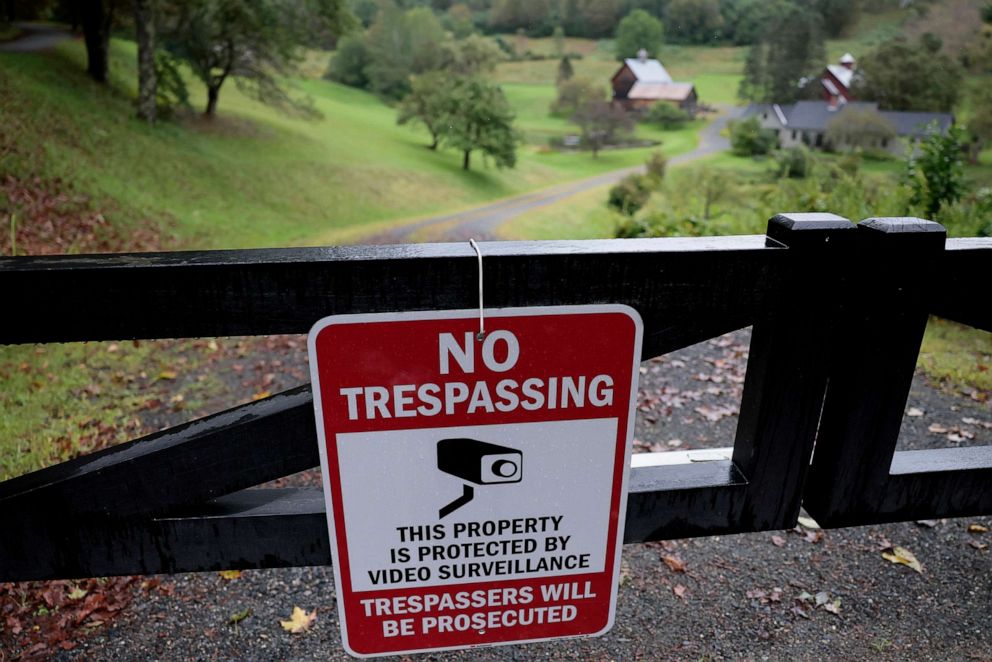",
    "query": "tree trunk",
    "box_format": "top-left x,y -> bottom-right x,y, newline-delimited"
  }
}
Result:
81,0 -> 110,83
463,149 -> 471,170
205,84 -> 220,117
429,133 -> 438,150
134,0 -> 156,124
